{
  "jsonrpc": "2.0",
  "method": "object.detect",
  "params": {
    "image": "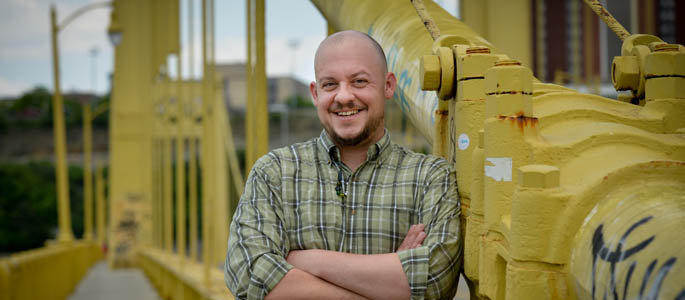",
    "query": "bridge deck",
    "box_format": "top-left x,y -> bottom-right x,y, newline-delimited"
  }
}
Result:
68,261 -> 161,300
